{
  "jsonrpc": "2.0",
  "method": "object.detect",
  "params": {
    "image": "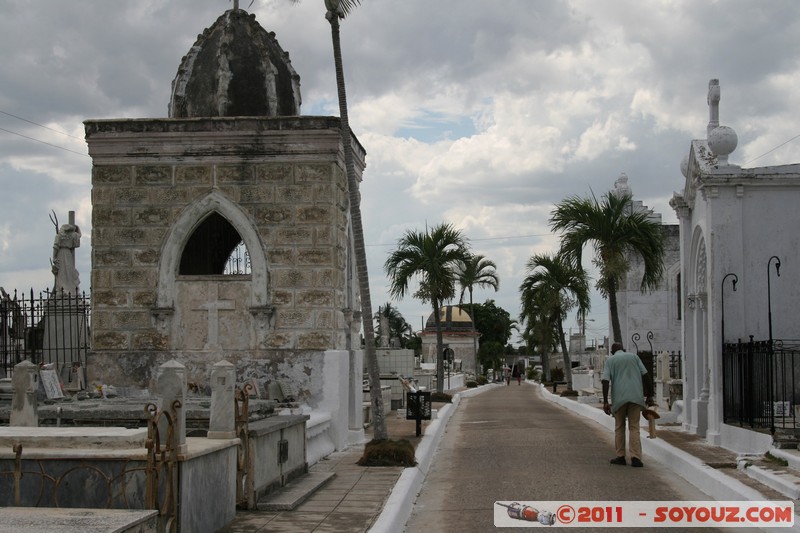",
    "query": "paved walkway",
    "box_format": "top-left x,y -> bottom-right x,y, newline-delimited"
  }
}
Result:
218,403 -> 438,533
404,382 -> 724,533
221,382 -> 800,532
